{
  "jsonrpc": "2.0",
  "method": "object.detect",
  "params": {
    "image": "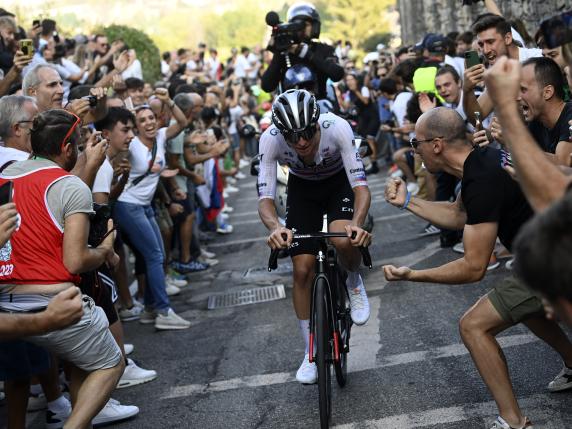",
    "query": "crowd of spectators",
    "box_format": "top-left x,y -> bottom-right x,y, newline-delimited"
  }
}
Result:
0,0 -> 572,427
